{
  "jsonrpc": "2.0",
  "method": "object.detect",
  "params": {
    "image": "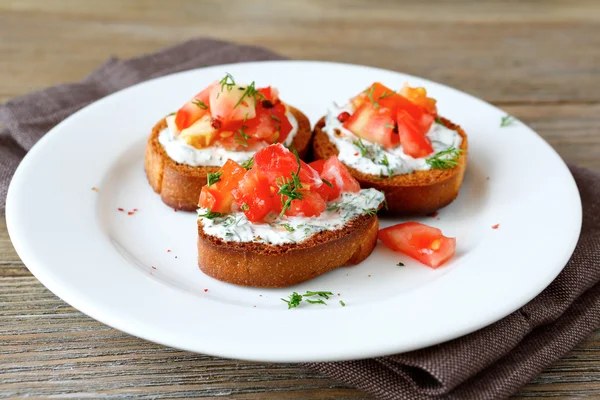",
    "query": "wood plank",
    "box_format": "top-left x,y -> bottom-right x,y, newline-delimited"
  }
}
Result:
0,0 -> 599,103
